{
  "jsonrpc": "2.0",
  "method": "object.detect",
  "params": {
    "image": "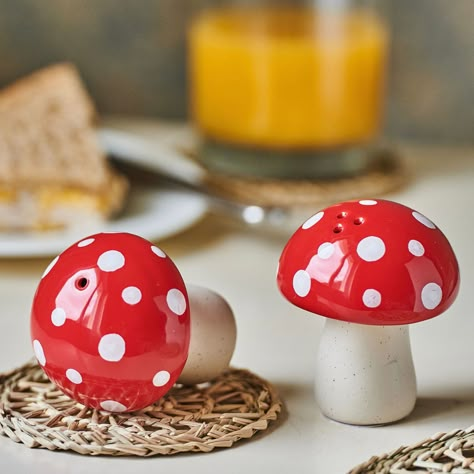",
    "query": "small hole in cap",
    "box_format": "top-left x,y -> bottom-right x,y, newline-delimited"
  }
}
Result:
333,224 -> 343,233
75,277 -> 89,290
337,212 -> 347,219
354,217 -> 364,225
